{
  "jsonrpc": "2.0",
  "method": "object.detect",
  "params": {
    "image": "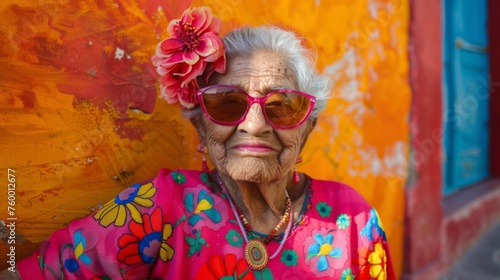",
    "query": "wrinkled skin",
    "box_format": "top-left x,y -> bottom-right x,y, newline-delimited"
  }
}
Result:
192,51 -> 316,233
